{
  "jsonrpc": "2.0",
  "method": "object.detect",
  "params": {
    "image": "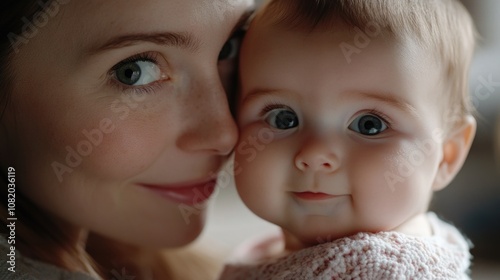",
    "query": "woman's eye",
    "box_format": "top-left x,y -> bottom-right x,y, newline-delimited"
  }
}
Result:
348,114 -> 388,136
265,108 -> 299,130
113,59 -> 162,86
218,36 -> 241,61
